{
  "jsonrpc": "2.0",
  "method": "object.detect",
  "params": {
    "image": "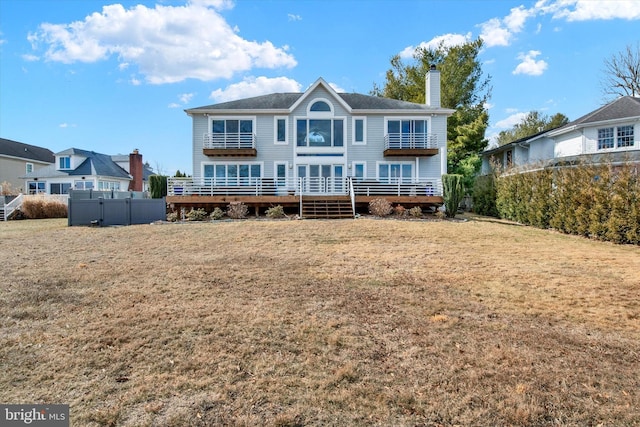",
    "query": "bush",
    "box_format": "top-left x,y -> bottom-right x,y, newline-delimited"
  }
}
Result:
210,207 -> 225,220
149,175 -> 167,198
394,205 -> 406,216
369,198 -> 393,217
227,202 -> 248,219
186,208 -> 208,221
409,206 -> 422,217
266,205 -> 286,218
472,174 -> 498,217
442,174 -> 464,218
166,211 -> 179,222
21,198 -> 67,219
